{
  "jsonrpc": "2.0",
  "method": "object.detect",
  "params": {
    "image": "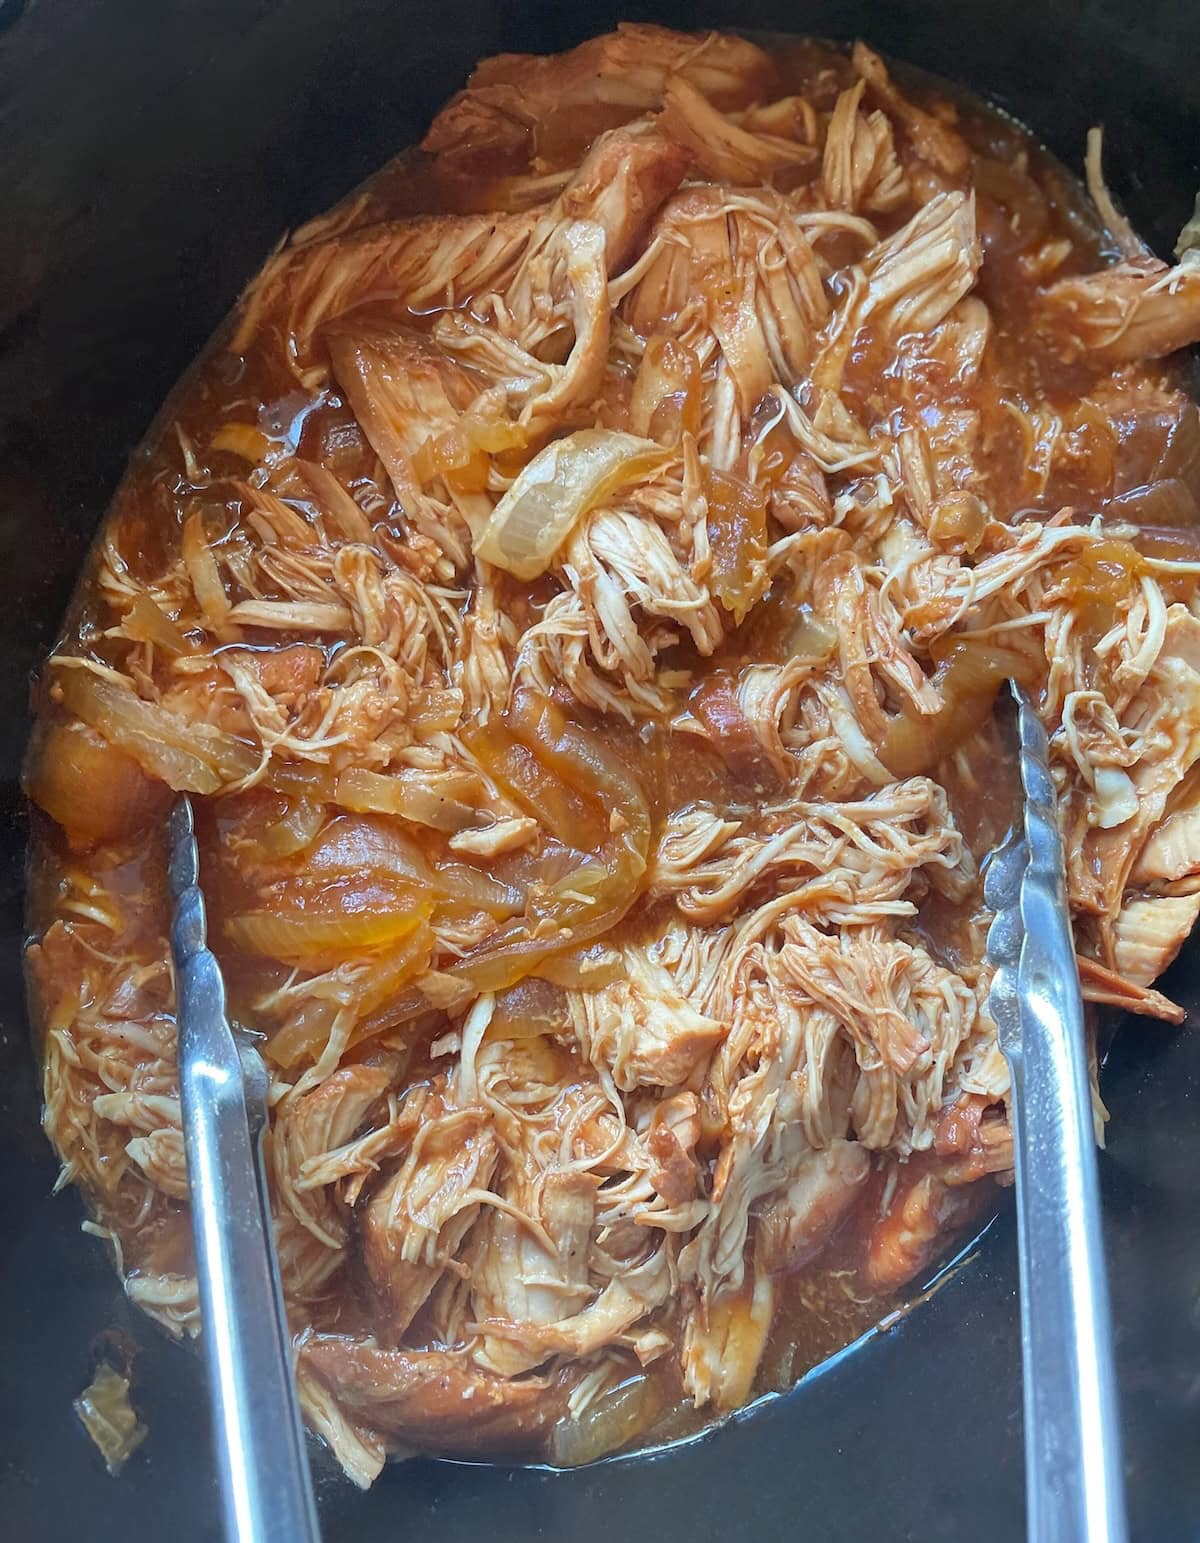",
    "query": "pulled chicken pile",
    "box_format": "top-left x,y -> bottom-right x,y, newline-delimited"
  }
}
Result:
24,27 -> 1200,1477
